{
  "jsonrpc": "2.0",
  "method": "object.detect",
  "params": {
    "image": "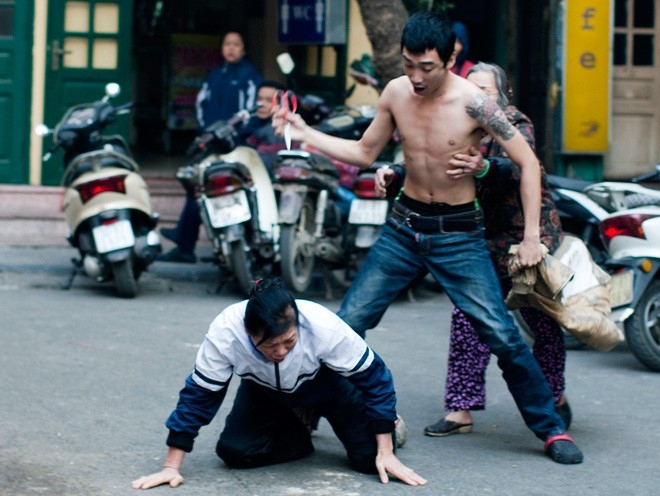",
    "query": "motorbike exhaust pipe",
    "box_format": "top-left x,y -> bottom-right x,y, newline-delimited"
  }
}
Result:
259,244 -> 275,259
83,255 -> 102,278
134,232 -> 162,264
315,240 -> 343,264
